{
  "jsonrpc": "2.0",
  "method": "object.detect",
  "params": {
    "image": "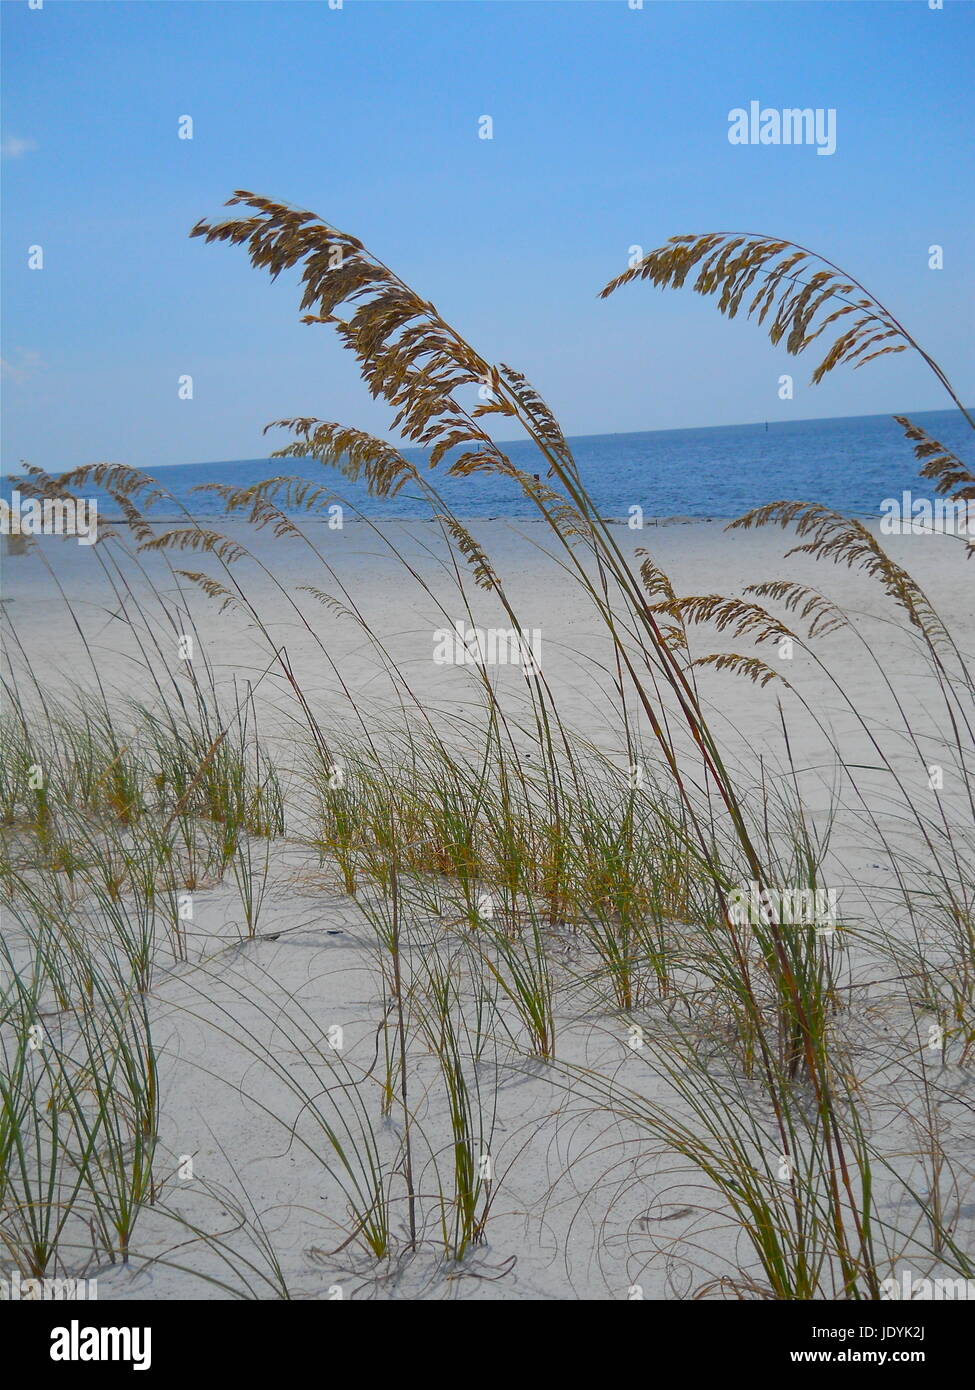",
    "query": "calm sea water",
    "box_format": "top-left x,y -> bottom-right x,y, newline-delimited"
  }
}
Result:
6,410 -> 973,522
